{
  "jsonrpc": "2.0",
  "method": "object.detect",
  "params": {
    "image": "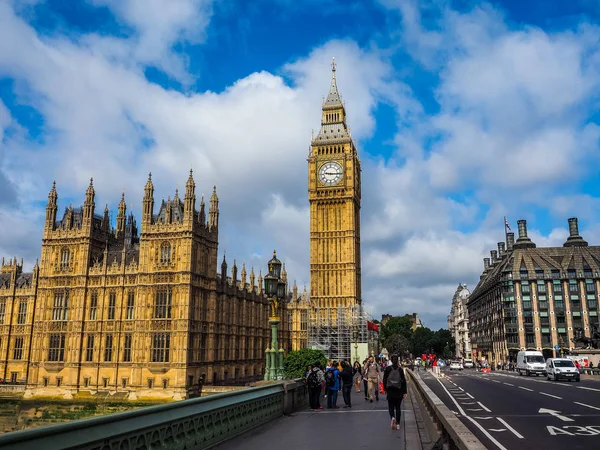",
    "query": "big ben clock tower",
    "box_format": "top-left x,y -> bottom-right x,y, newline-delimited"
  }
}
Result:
309,58 -> 362,310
